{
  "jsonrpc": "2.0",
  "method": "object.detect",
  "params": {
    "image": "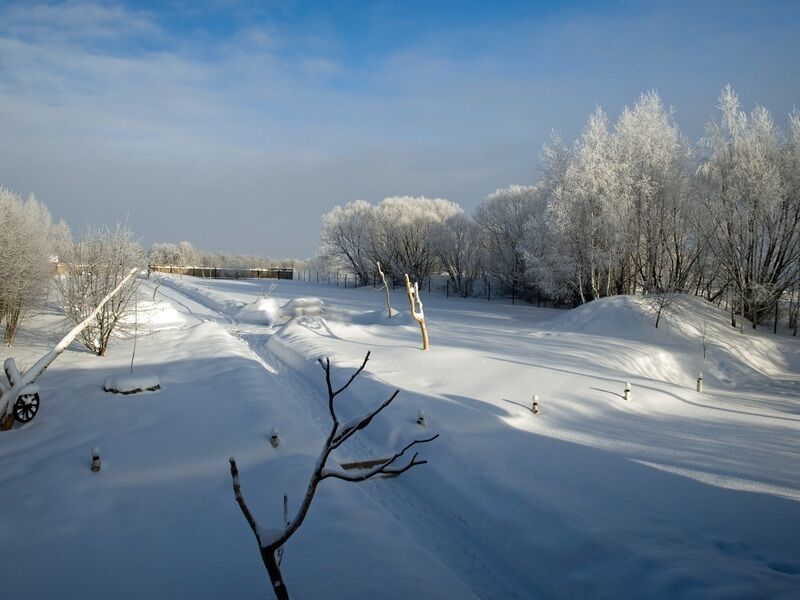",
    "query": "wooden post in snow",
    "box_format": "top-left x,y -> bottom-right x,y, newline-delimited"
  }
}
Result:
376,261 -> 392,318
404,274 -> 429,351
0,267 -> 139,430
